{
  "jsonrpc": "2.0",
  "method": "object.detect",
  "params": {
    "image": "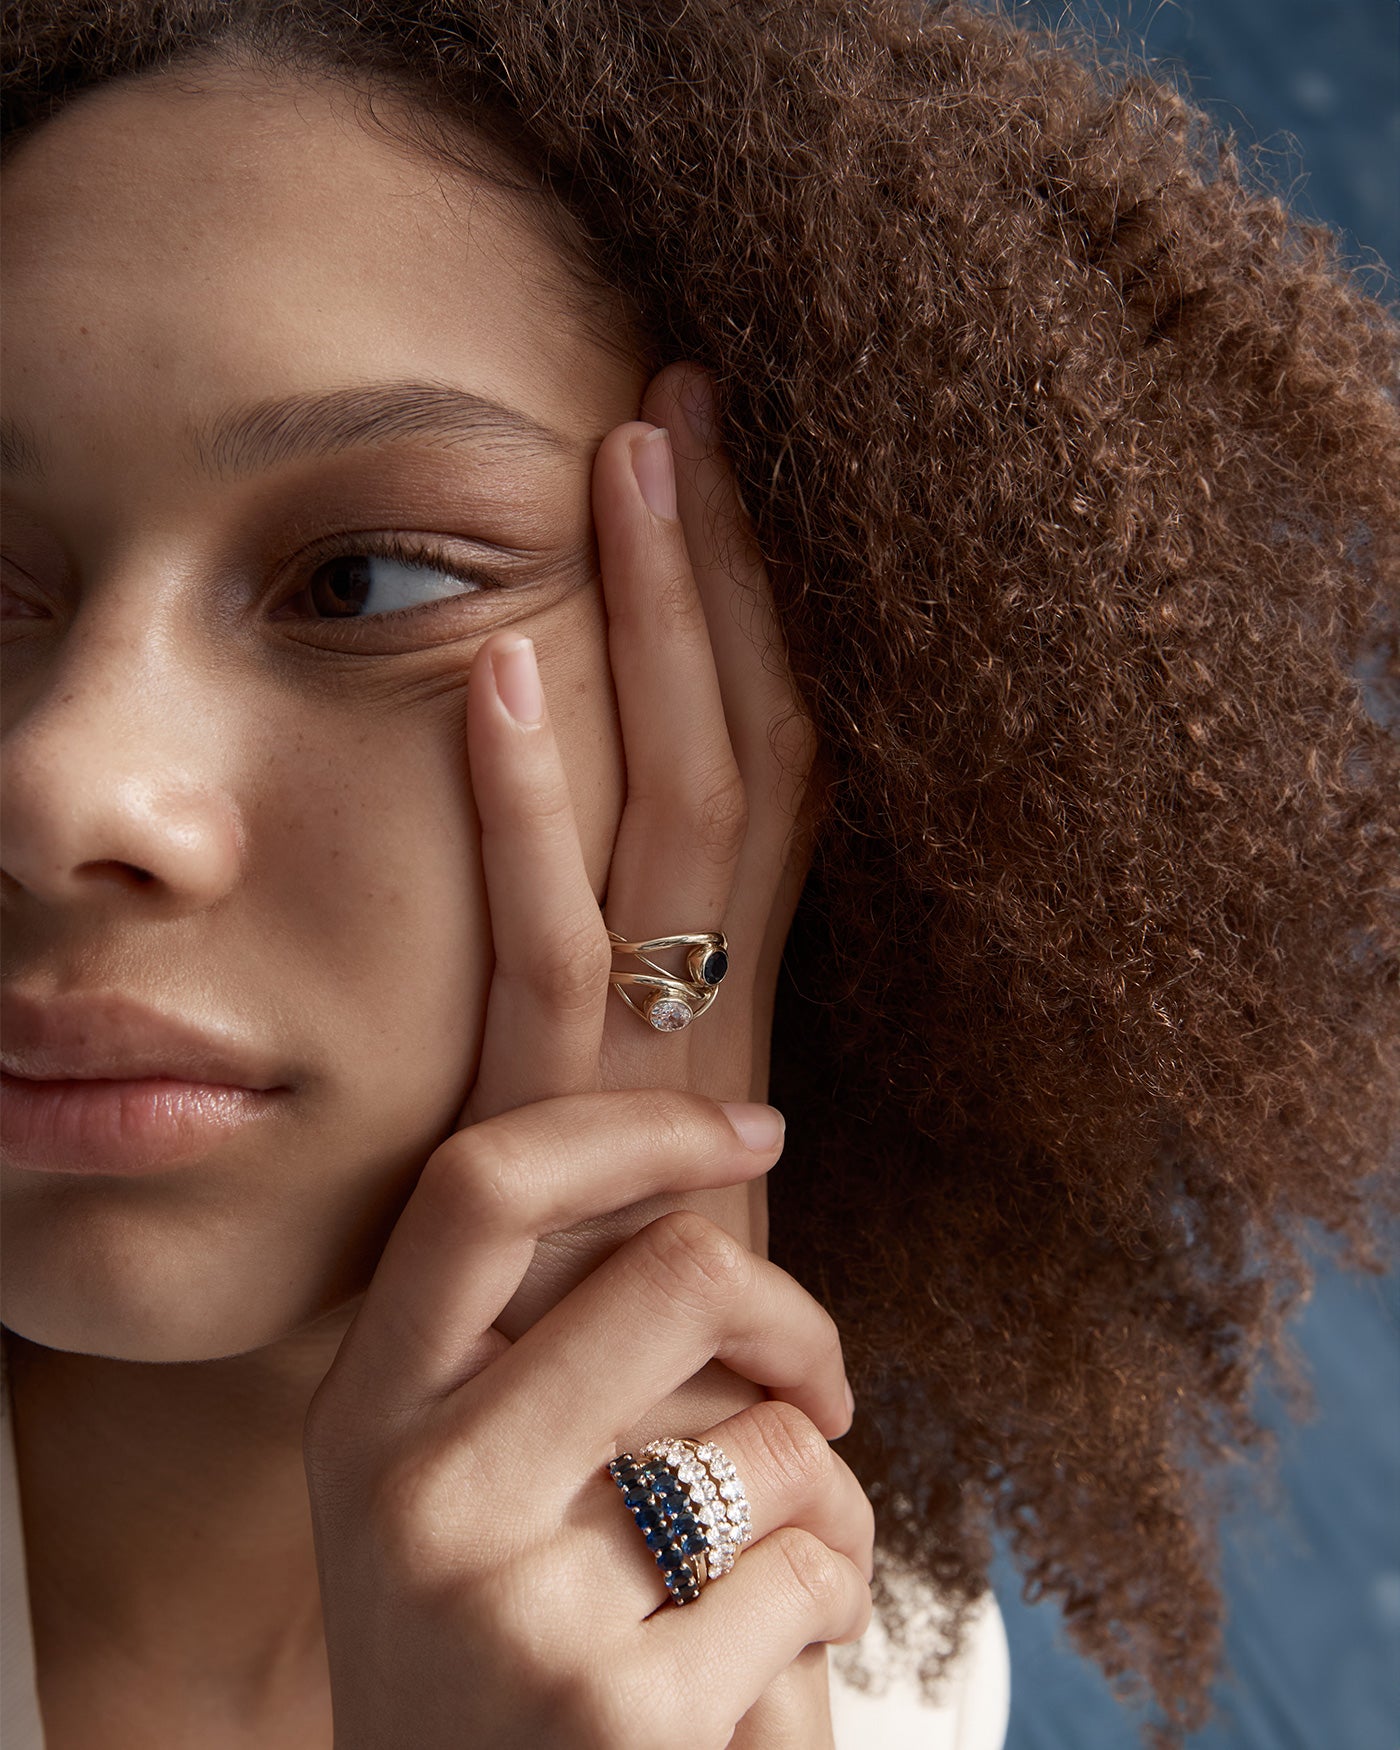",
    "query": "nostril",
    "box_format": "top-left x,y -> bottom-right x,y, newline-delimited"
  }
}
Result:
74,860 -> 158,889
